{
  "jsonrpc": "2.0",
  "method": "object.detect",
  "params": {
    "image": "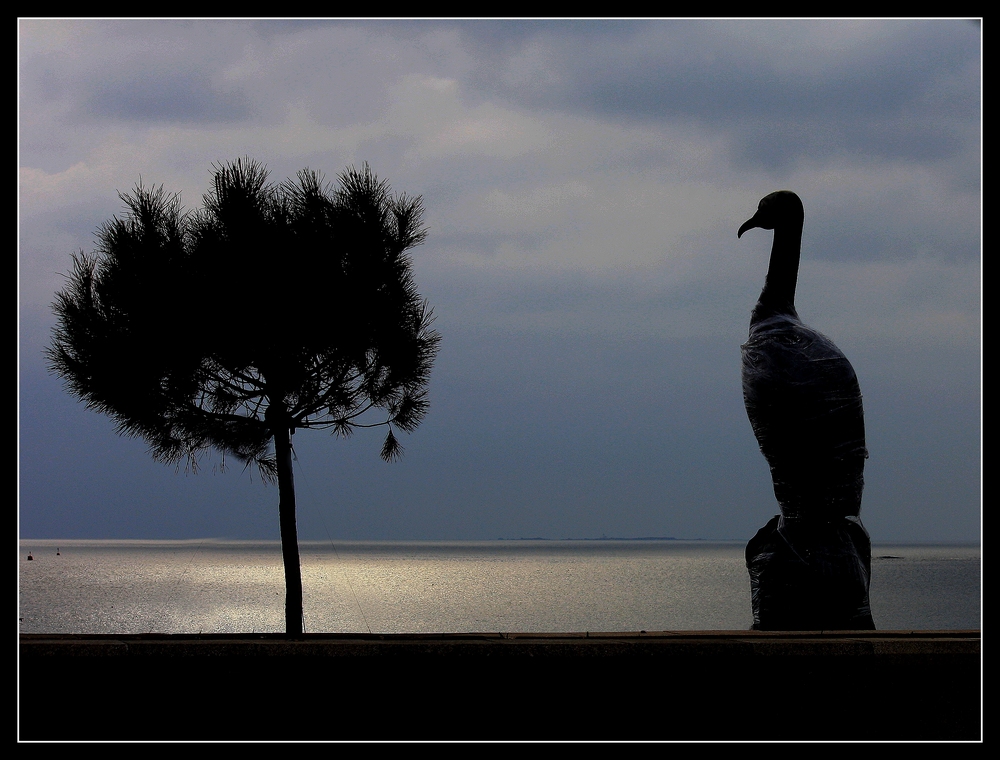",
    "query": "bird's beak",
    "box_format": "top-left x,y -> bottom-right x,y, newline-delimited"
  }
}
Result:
738,212 -> 762,239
